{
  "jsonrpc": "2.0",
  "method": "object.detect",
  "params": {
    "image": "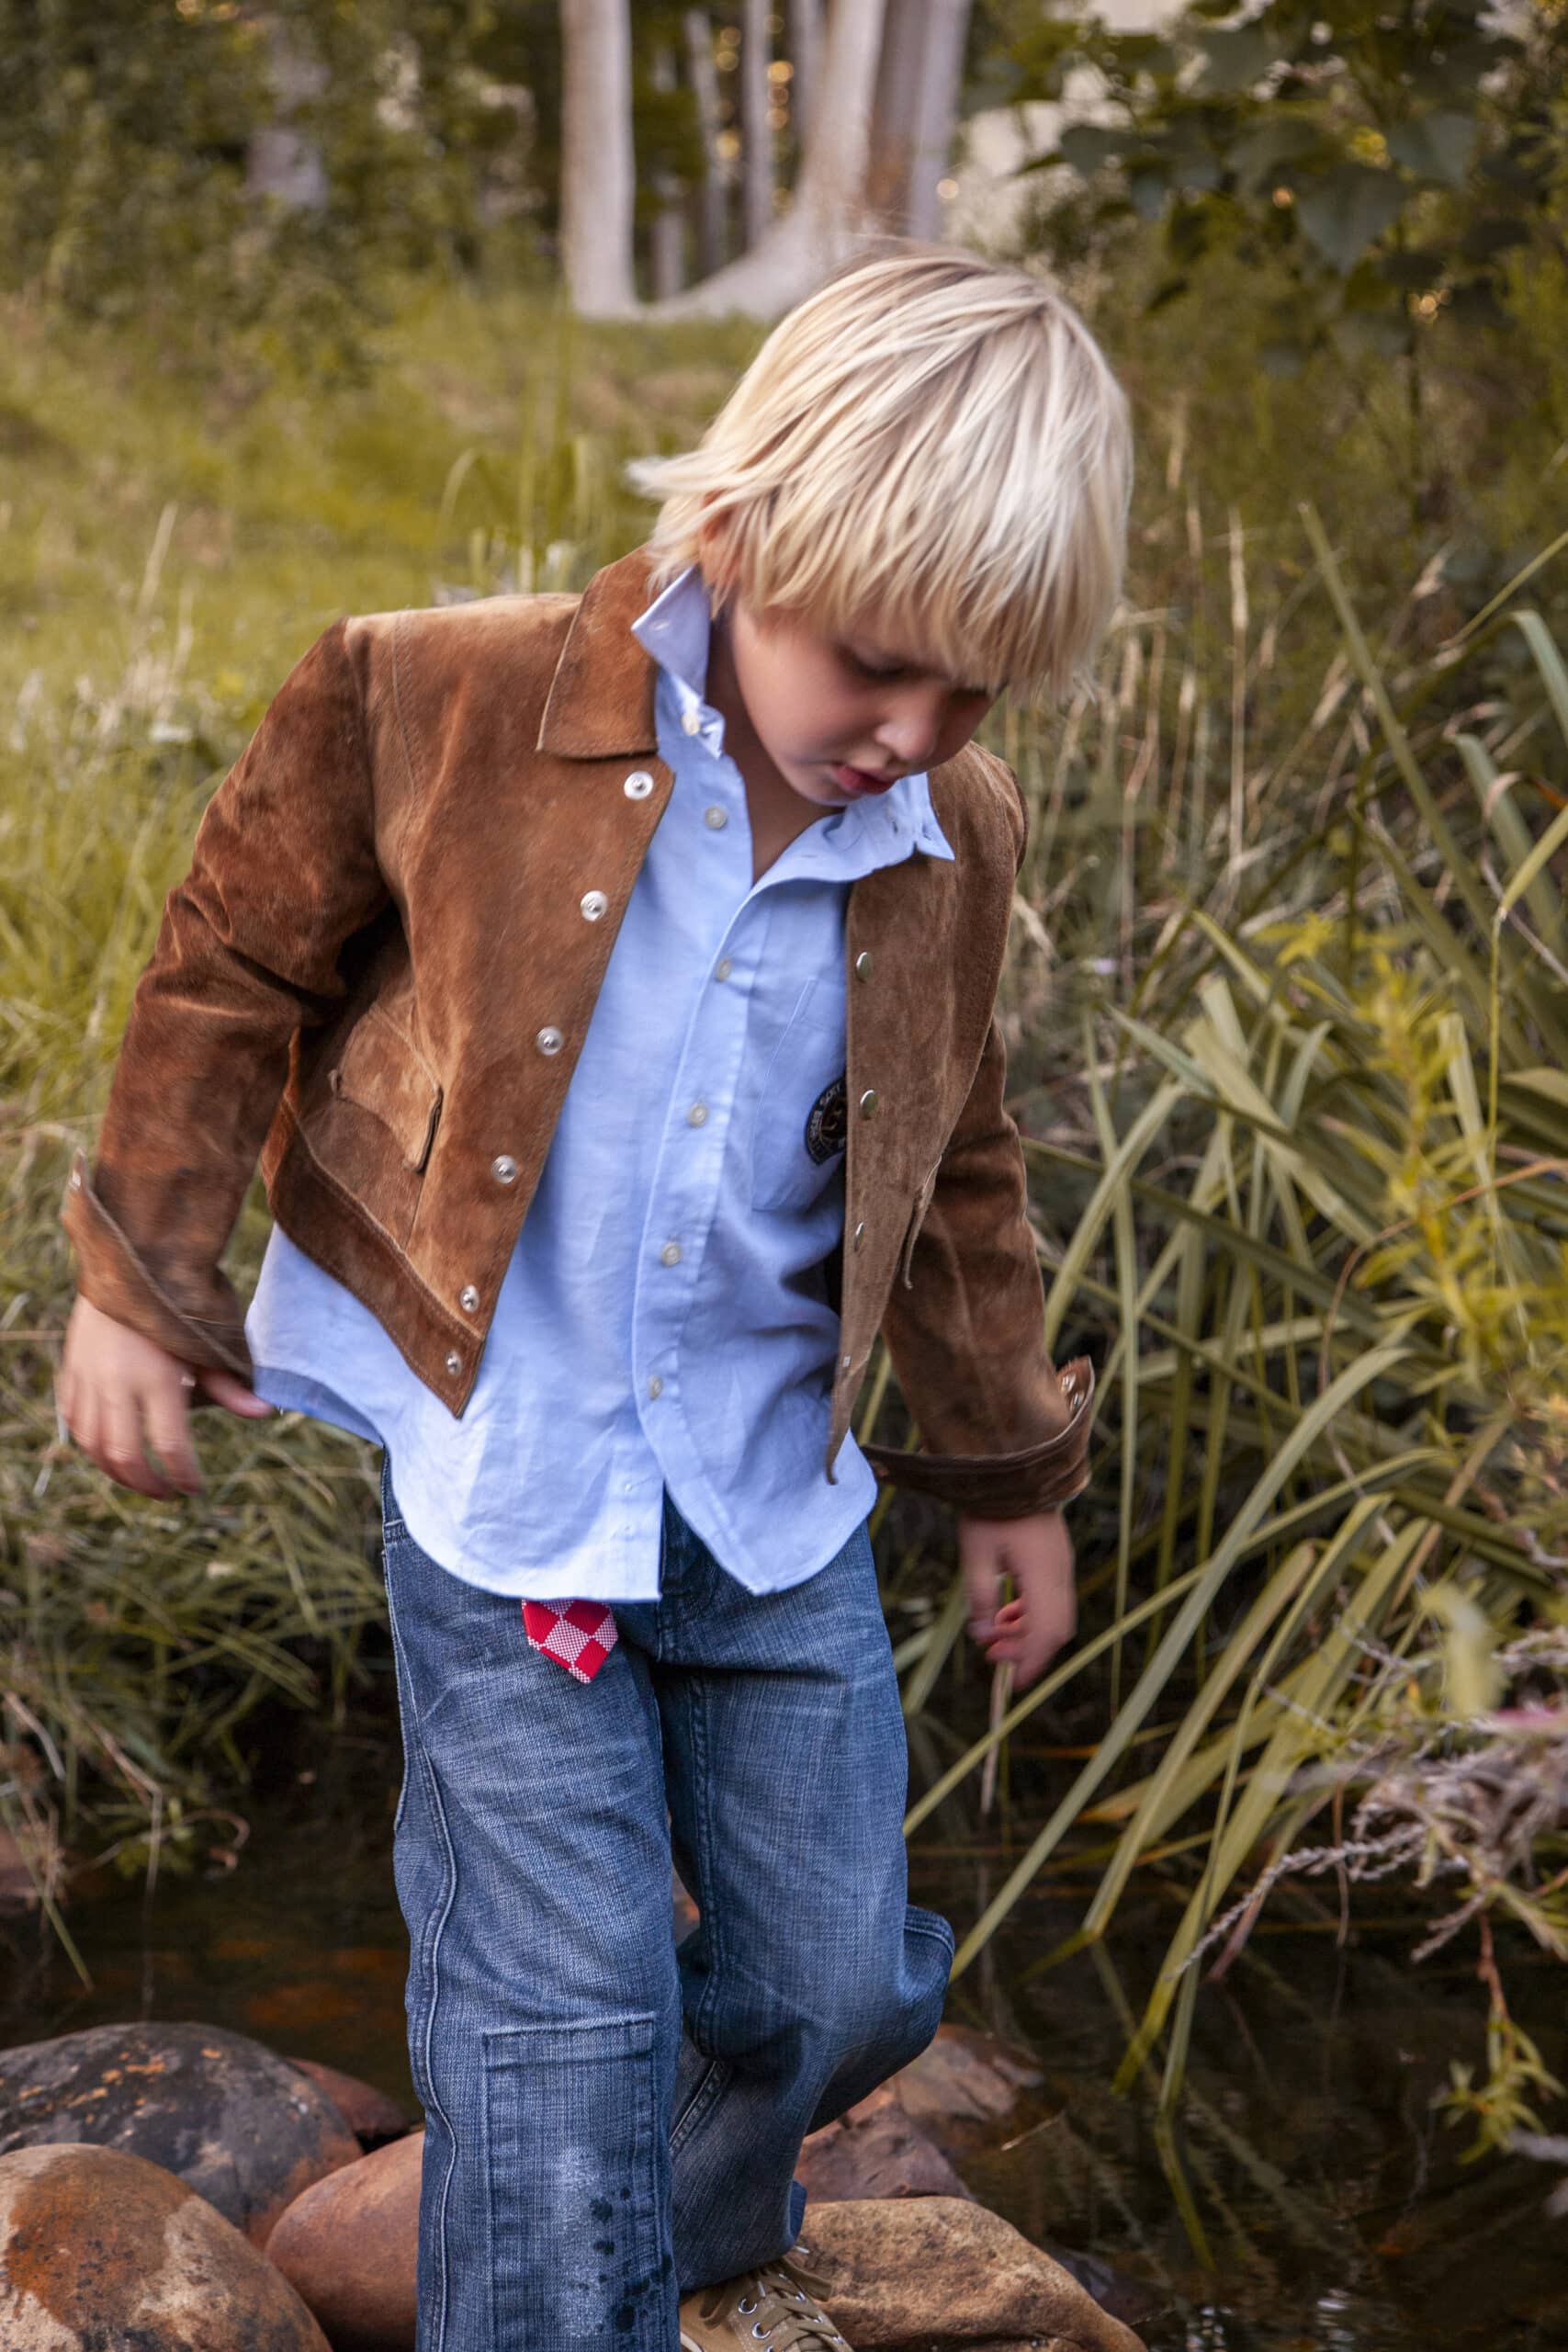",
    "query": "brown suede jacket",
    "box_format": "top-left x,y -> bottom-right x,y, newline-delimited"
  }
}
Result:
61,545 -> 1093,1518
